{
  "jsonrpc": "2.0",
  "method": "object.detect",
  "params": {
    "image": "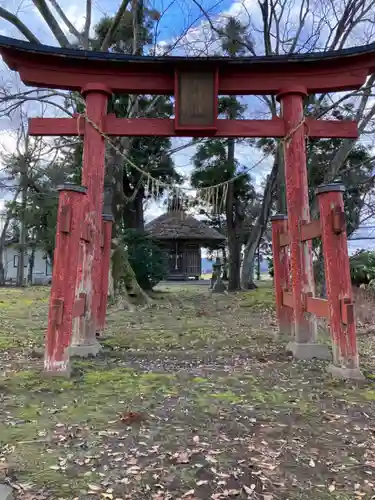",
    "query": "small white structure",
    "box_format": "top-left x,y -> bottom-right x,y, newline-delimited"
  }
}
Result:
2,242 -> 52,285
